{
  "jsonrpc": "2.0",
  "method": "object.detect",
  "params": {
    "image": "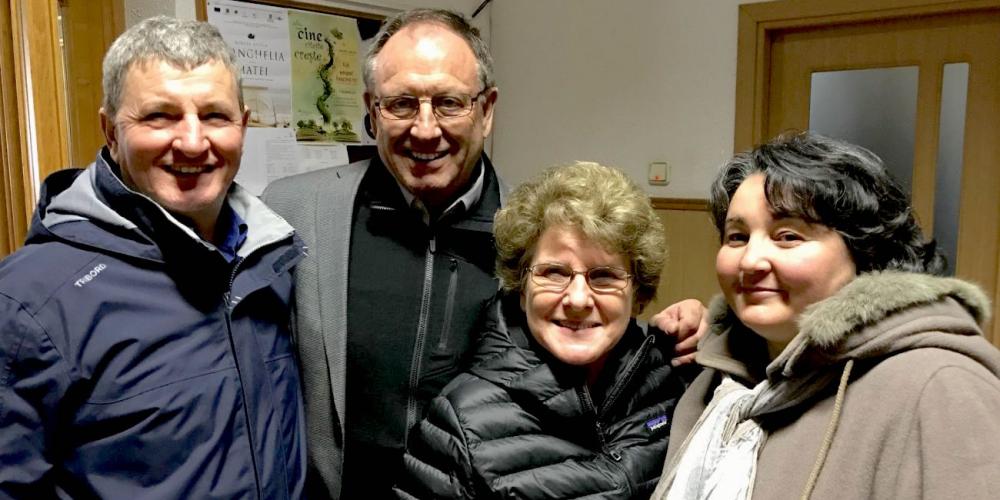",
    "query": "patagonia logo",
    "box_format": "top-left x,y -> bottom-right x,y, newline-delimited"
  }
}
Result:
645,415 -> 669,432
74,263 -> 107,287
